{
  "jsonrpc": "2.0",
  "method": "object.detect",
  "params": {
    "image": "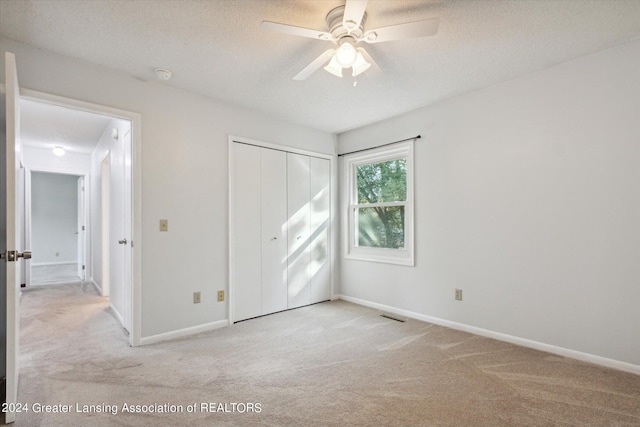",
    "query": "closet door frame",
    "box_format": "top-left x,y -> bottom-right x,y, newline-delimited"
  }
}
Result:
228,136 -> 336,324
